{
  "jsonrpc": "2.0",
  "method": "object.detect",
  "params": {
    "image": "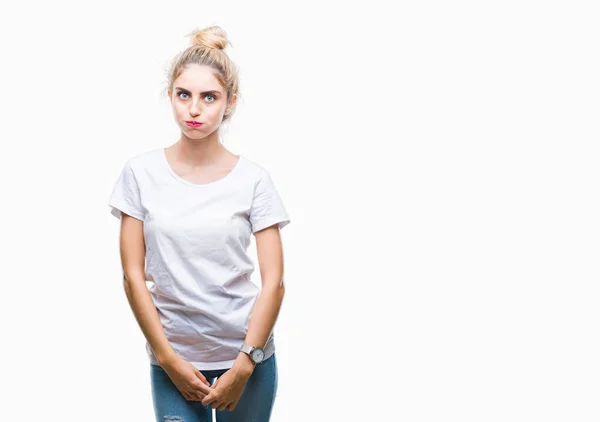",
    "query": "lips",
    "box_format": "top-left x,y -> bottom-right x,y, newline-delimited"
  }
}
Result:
185,121 -> 203,127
